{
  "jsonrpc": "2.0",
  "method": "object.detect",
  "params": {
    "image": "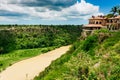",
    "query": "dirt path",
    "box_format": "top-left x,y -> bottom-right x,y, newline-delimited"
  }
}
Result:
0,45 -> 71,80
